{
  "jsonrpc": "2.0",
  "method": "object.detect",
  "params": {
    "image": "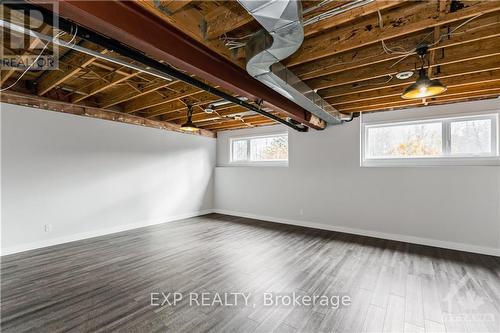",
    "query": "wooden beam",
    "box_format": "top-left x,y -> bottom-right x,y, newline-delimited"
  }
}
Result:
303,0 -> 405,37
201,116 -> 275,130
0,90 -> 215,138
1,25 -> 52,85
327,69 -> 500,105
122,82 -> 201,113
98,80 -> 174,108
285,1 -> 500,67
294,12 -> 500,80
195,114 -> 253,128
211,120 -> 276,130
204,0 -> 403,41
336,89 -> 500,113
212,122 -> 275,131
428,0 -> 449,76
293,31 -> 428,81
333,81 -> 500,111
154,0 -> 192,14
71,69 -> 139,103
204,4 -> 253,40
146,92 -> 223,119
36,41 -> 106,96
33,0 -> 323,129
428,25 -> 443,77
160,99 -> 246,122
307,38 -> 500,91
322,68 -> 500,100
135,0 -> 239,64
174,106 -> 251,124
